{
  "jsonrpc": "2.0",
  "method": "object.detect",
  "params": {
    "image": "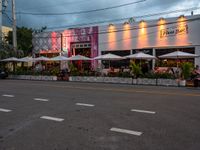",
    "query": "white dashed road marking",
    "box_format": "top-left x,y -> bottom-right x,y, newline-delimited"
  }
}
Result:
0,108 -> 12,112
76,103 -> 95,107
40,116 -> 64,122
110,127 -> 142,136
34,98 -> 49,102
131,109 -> 156,114
2,94 -> 14,98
